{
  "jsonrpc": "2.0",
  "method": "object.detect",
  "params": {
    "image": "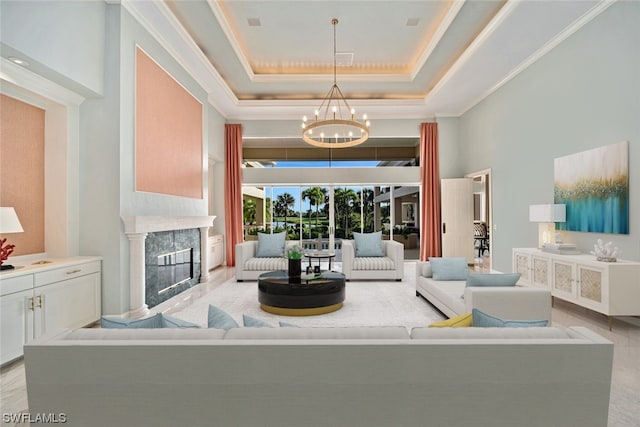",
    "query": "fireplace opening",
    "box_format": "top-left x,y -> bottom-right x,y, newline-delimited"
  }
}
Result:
157,248 -> 193,295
